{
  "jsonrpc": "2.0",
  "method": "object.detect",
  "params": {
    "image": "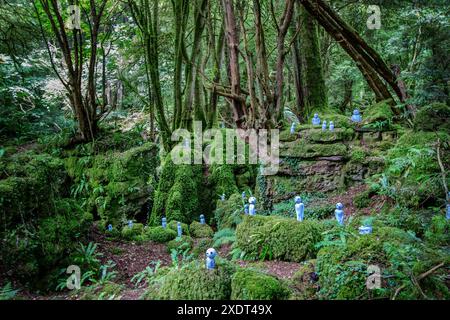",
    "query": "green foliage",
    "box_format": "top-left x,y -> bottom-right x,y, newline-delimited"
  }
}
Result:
362,100 -> 394,130
235,215 -> 323,262
147,260 -> 235,300
424,215 -> 450,247
167,236 -> 194,253
371,130 -> 449,207
64,142 -> 159,226
213,228 -> 236,248
0,283 -> 19,300
353,190 -> 372,209
231,268 -> 290,300
213,193 -> 244,229
145,226 -> 177,243
189,221 -> 214,238
316,226 -> 450,300
414,103 -> 450,132
121,223 -> 145,241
